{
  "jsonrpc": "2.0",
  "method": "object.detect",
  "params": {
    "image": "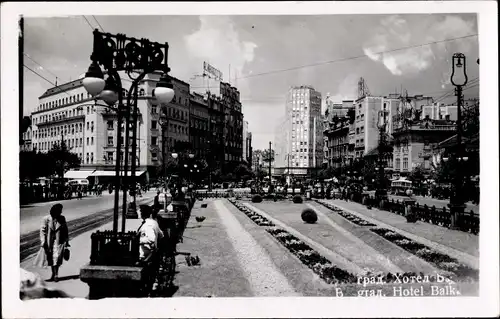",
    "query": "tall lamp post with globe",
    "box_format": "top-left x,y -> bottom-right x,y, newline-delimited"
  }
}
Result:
80,30 -> 175,299
82,29 -> 175,233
